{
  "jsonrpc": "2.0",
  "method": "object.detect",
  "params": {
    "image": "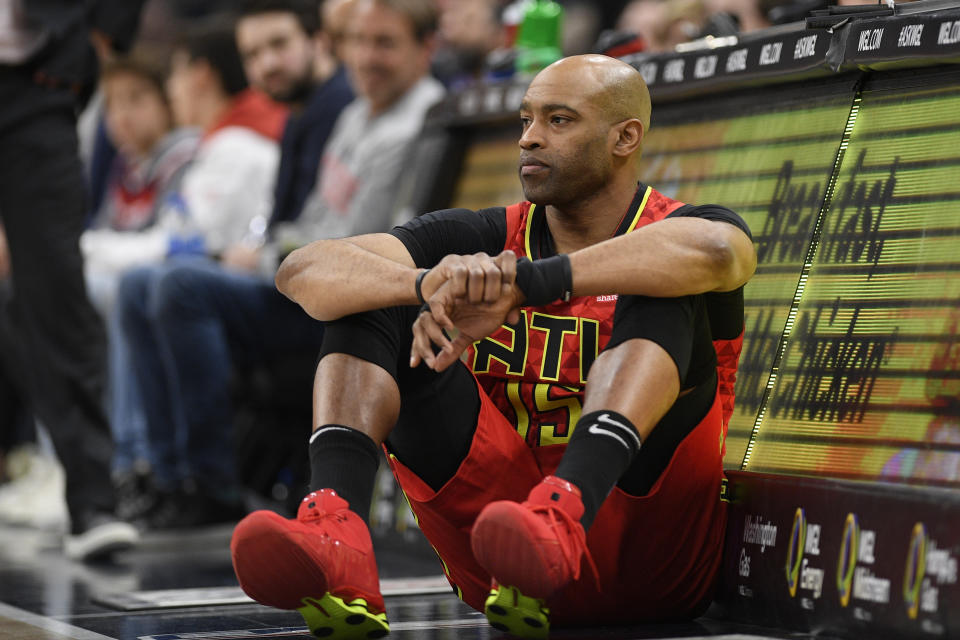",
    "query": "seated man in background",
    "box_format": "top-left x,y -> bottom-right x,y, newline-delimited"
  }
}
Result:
112,19 -> 287,527
231,54 -> 755,638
